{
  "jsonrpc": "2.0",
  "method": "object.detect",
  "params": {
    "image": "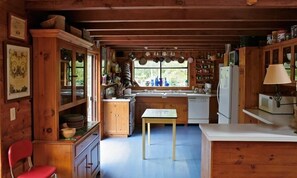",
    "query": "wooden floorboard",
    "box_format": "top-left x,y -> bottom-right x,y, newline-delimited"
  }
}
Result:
98,125 -> 201,178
